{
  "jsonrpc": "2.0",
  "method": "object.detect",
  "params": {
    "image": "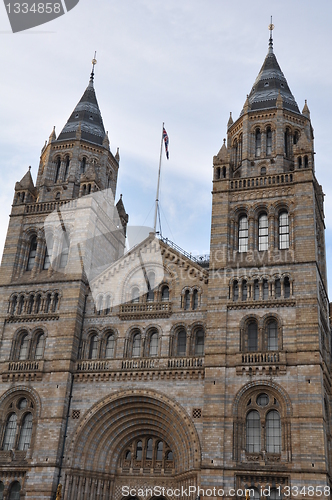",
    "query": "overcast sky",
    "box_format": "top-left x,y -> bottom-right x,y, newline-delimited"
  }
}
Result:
1,0 -> 332,292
